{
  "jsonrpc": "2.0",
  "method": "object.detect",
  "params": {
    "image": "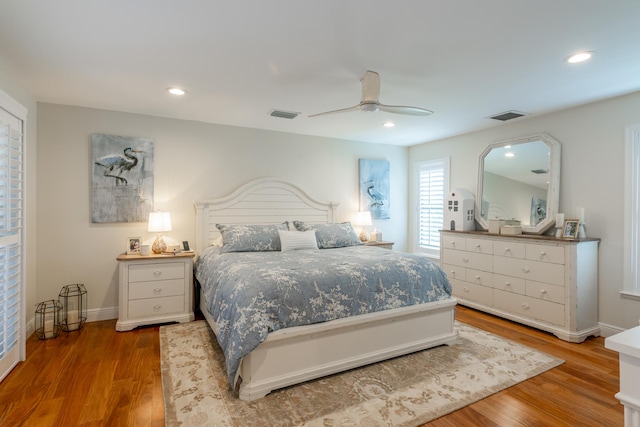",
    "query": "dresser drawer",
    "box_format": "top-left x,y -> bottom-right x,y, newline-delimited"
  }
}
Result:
441,234 -> 466,250
128,295 -> 184,318
493,289 -> 564,326
526,280 -> 564,304
442,249 -> 493,271
525,244 -> 565,264
465,238 -> 493,254
493,241 -> 526,259
494,257 -> 564,286
442,263 -> 466,281
493,273 -> 526,294
128,262 -> 185,282
451,279 -> 492,306
128,279 -> 185,300
466,268 -> 493,287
